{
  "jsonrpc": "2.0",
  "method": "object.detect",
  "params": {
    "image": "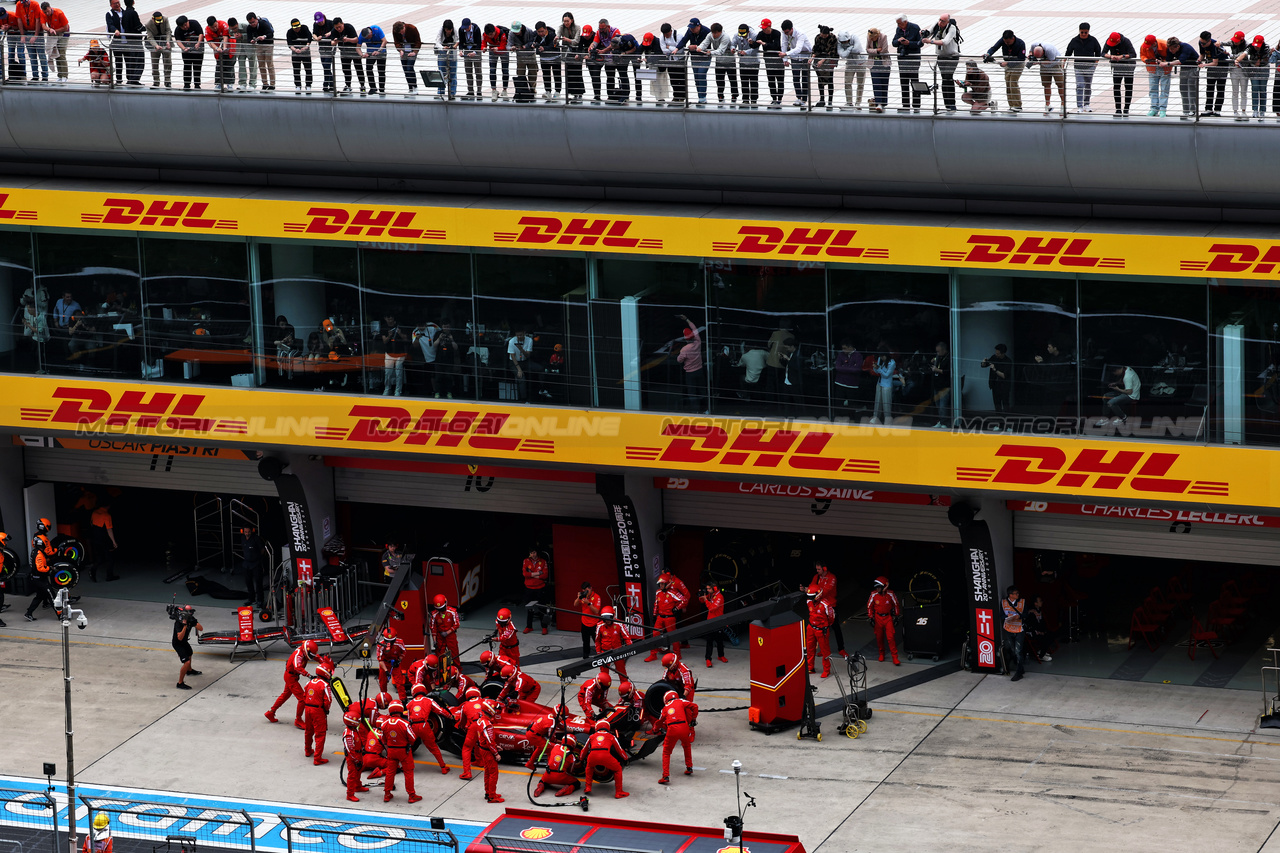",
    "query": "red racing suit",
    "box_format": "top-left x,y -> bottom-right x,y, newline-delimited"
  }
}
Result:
379,715 -> 417,799
301,675 -> 332,760
602,690 -> 650,730
660,696 -> 698,777
867,587 -> 901,663
581,730 -> 628,796
268,646 -> 310,722
524,712 -> 556,768
495,620 -> 520,665
431,606 -> 461,663
594,621 -> 632,678
498,669 -> 541,705
662,662 -> 696,701
810,571 -> 837,608
578,679 -> 613,719
537,741 -> 580,796
651,589 -> 685,653
342,709 -> 378,798
522,557 -> 548,591
442,666 -> 477,701
806,599 -> 835,676
458,697 -> 488,777
472,716 -> 501,799
376,634 -> 408,699
406,694 -> 448,770
481,652 -> 518,681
